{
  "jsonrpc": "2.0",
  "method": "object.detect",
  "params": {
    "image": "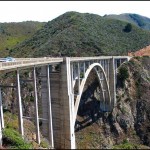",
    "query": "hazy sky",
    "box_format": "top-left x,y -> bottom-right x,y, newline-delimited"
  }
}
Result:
0,1 -> 150,23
